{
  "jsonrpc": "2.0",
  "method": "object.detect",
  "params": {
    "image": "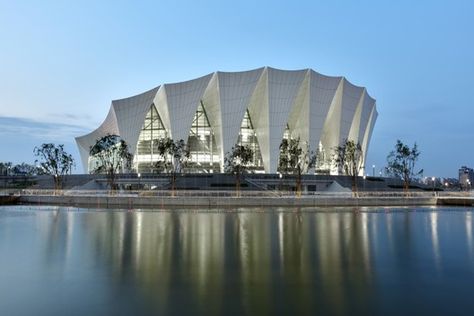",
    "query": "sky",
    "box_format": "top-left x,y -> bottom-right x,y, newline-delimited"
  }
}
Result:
0,0 -> 473,178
